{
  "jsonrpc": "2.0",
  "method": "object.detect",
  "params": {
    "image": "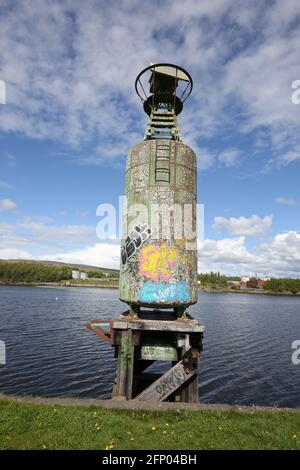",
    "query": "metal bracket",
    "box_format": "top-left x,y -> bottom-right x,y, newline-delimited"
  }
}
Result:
85,320 -> 113,345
